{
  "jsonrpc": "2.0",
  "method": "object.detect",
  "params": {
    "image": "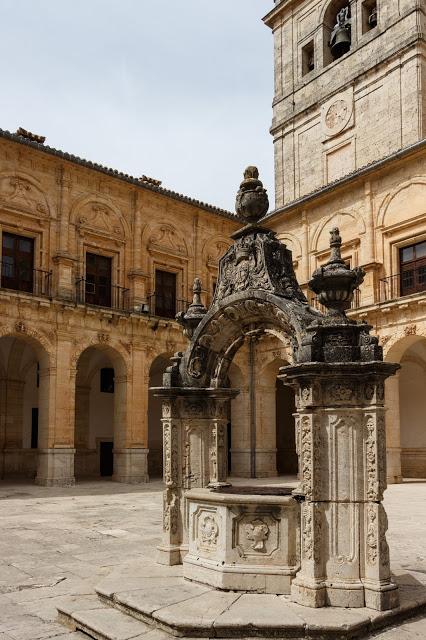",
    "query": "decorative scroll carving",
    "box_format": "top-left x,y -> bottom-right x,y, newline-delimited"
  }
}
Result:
365,415 -> 380,501
163,489 -> 179,535
366,503 -> 378,566
163,422 -> 178,487
302,503 -> 321,563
